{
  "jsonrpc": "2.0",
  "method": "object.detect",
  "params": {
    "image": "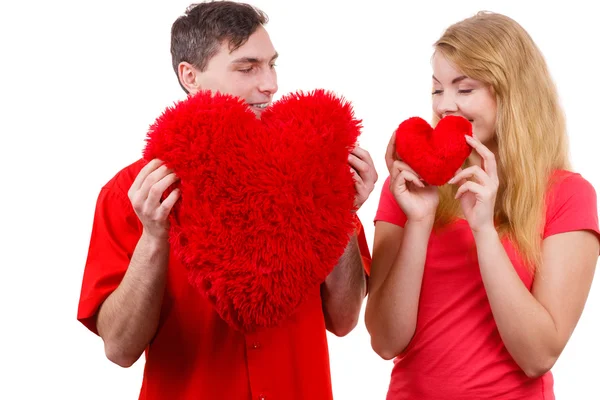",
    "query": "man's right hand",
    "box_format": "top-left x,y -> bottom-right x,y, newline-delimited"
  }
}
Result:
128,159 -> 180,240
98,159 -> 179,367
